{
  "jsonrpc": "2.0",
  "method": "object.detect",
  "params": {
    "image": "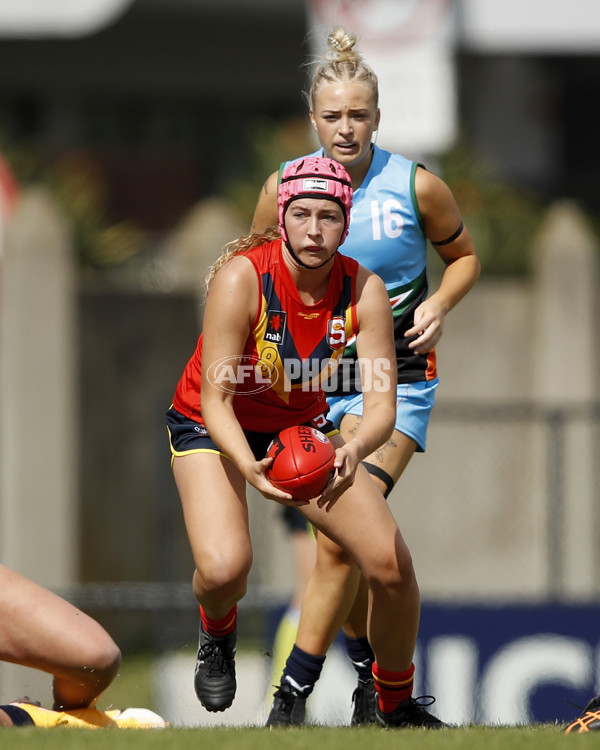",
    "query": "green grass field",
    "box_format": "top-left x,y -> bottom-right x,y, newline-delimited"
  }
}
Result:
4,724 -> 575,750
2,651 -> 581,748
